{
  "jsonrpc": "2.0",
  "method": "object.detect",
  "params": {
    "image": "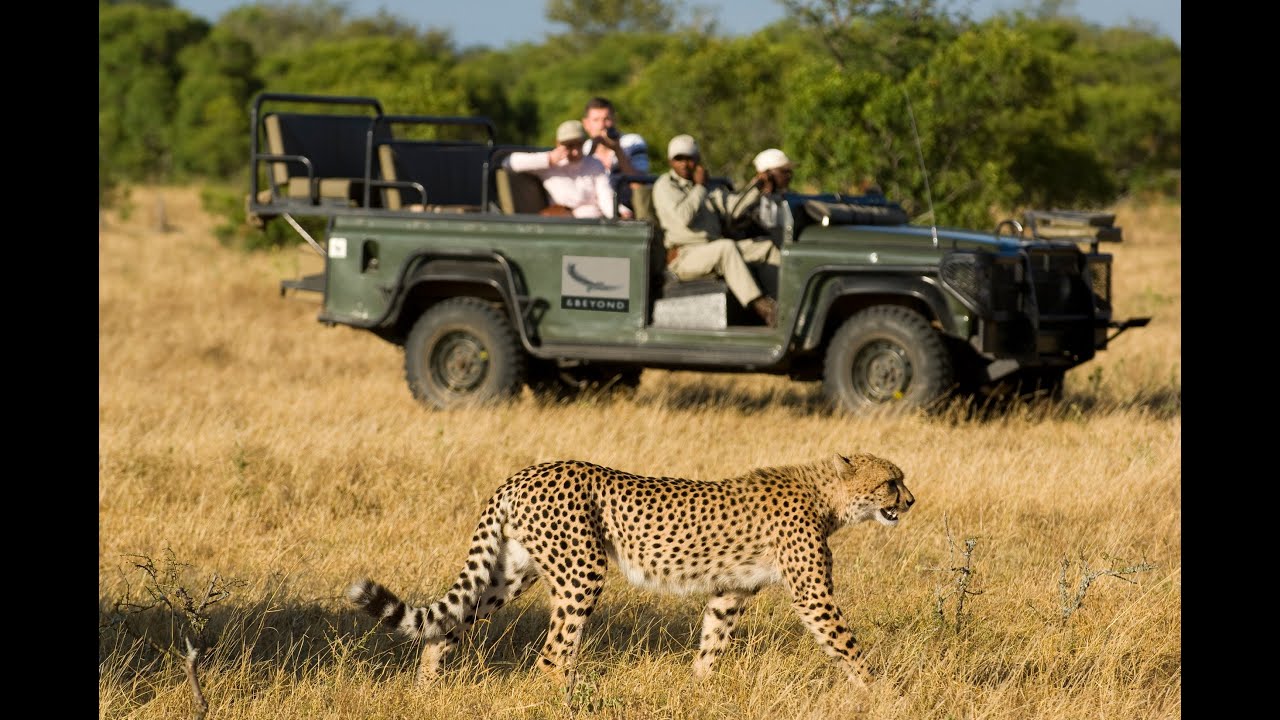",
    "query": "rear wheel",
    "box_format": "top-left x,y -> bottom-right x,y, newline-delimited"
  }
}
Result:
823,305 -> 954,415
403,297 -> 526,409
